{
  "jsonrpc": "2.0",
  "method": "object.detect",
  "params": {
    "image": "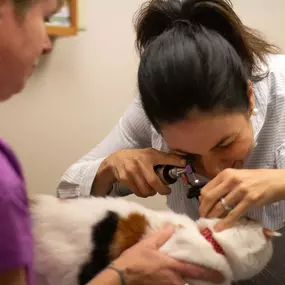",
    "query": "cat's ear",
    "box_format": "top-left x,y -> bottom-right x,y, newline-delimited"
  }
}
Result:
263,227 -> 282,239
